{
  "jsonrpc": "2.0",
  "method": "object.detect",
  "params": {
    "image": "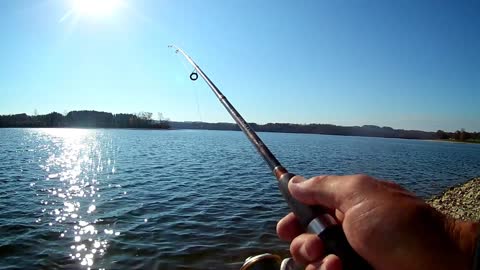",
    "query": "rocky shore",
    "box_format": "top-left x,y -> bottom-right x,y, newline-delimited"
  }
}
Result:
427,177 -> 480,222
